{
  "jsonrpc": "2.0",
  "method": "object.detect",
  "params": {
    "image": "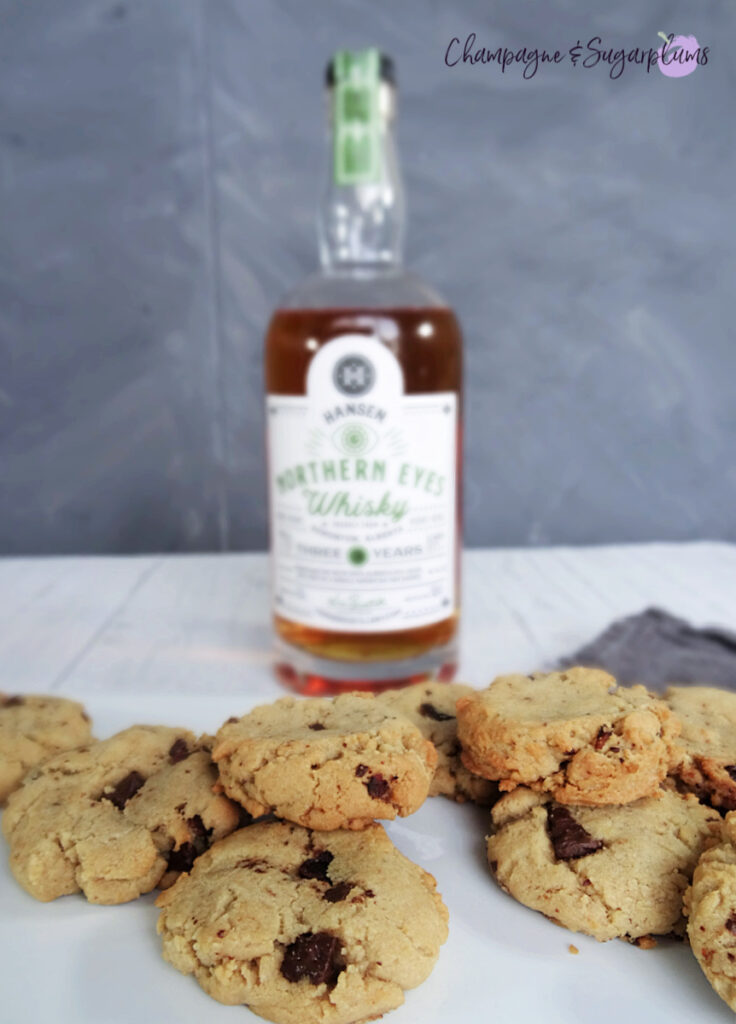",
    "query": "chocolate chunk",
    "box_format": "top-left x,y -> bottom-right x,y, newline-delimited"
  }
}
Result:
281,932 -> 342,986
594,727 -> 612,751
167,842 -> 198,873
366,773 -> 391,800
167,815 -> 212,873
3,696 -> 24,707
726,914 -> 736,935
355,764 -> 369,777
726,766 -> 736,783
546,805 -> 604,860
104,770 -> 145,810
187,815 -> 210,844
324,882 -> 353,903
226,716 -> 238,724
168,738 -> 190,764
419,702 -> 453,722
298,849 -> 333,881
309,723 -> 326,731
